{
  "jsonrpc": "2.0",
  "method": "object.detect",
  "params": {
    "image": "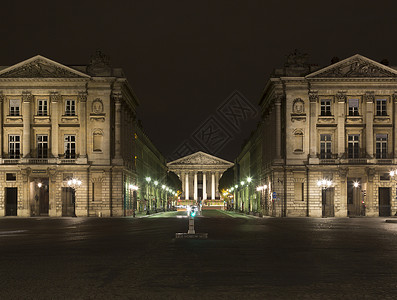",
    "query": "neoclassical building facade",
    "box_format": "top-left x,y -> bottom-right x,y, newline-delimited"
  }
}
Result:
235,53 -> 397,217
0,52 -> 153,217
167,152 -> 233,206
